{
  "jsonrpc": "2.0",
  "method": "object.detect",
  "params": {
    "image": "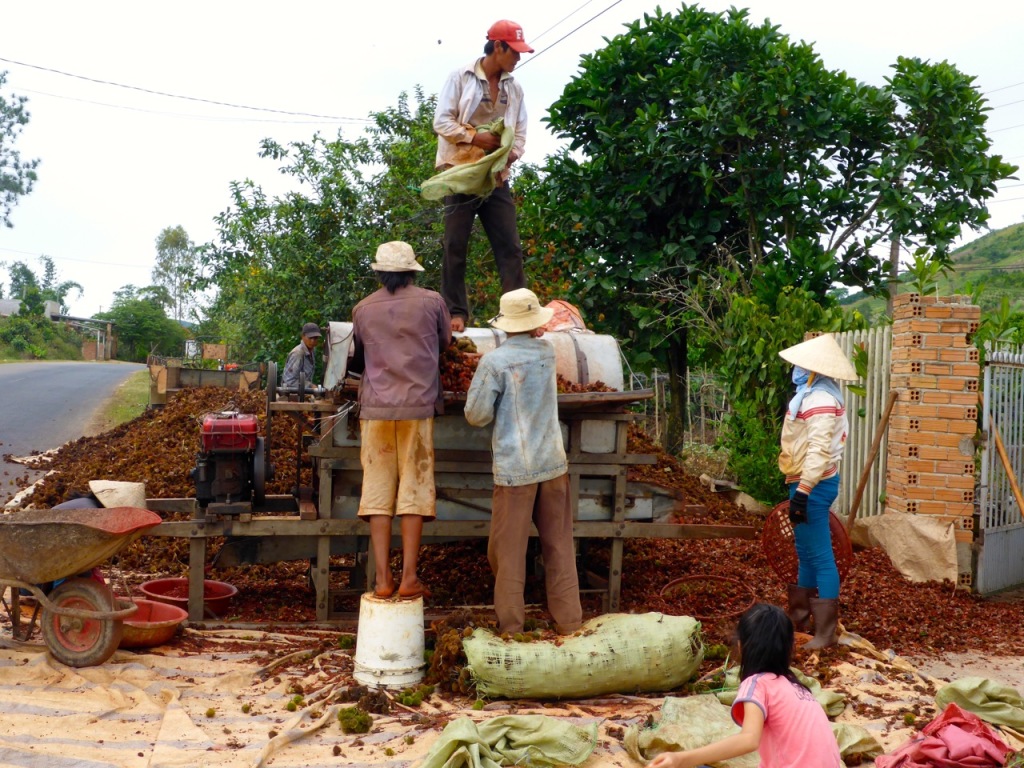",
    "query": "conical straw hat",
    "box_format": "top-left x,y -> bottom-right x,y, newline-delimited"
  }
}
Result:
778,334 -> 858,381
88,480 -> 148,509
